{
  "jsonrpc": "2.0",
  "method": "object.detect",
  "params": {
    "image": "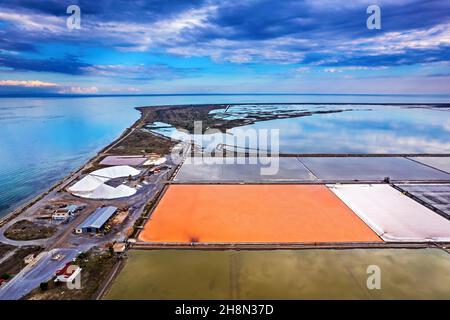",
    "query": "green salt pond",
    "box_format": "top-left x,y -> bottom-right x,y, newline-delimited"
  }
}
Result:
105,249 -> 450,300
